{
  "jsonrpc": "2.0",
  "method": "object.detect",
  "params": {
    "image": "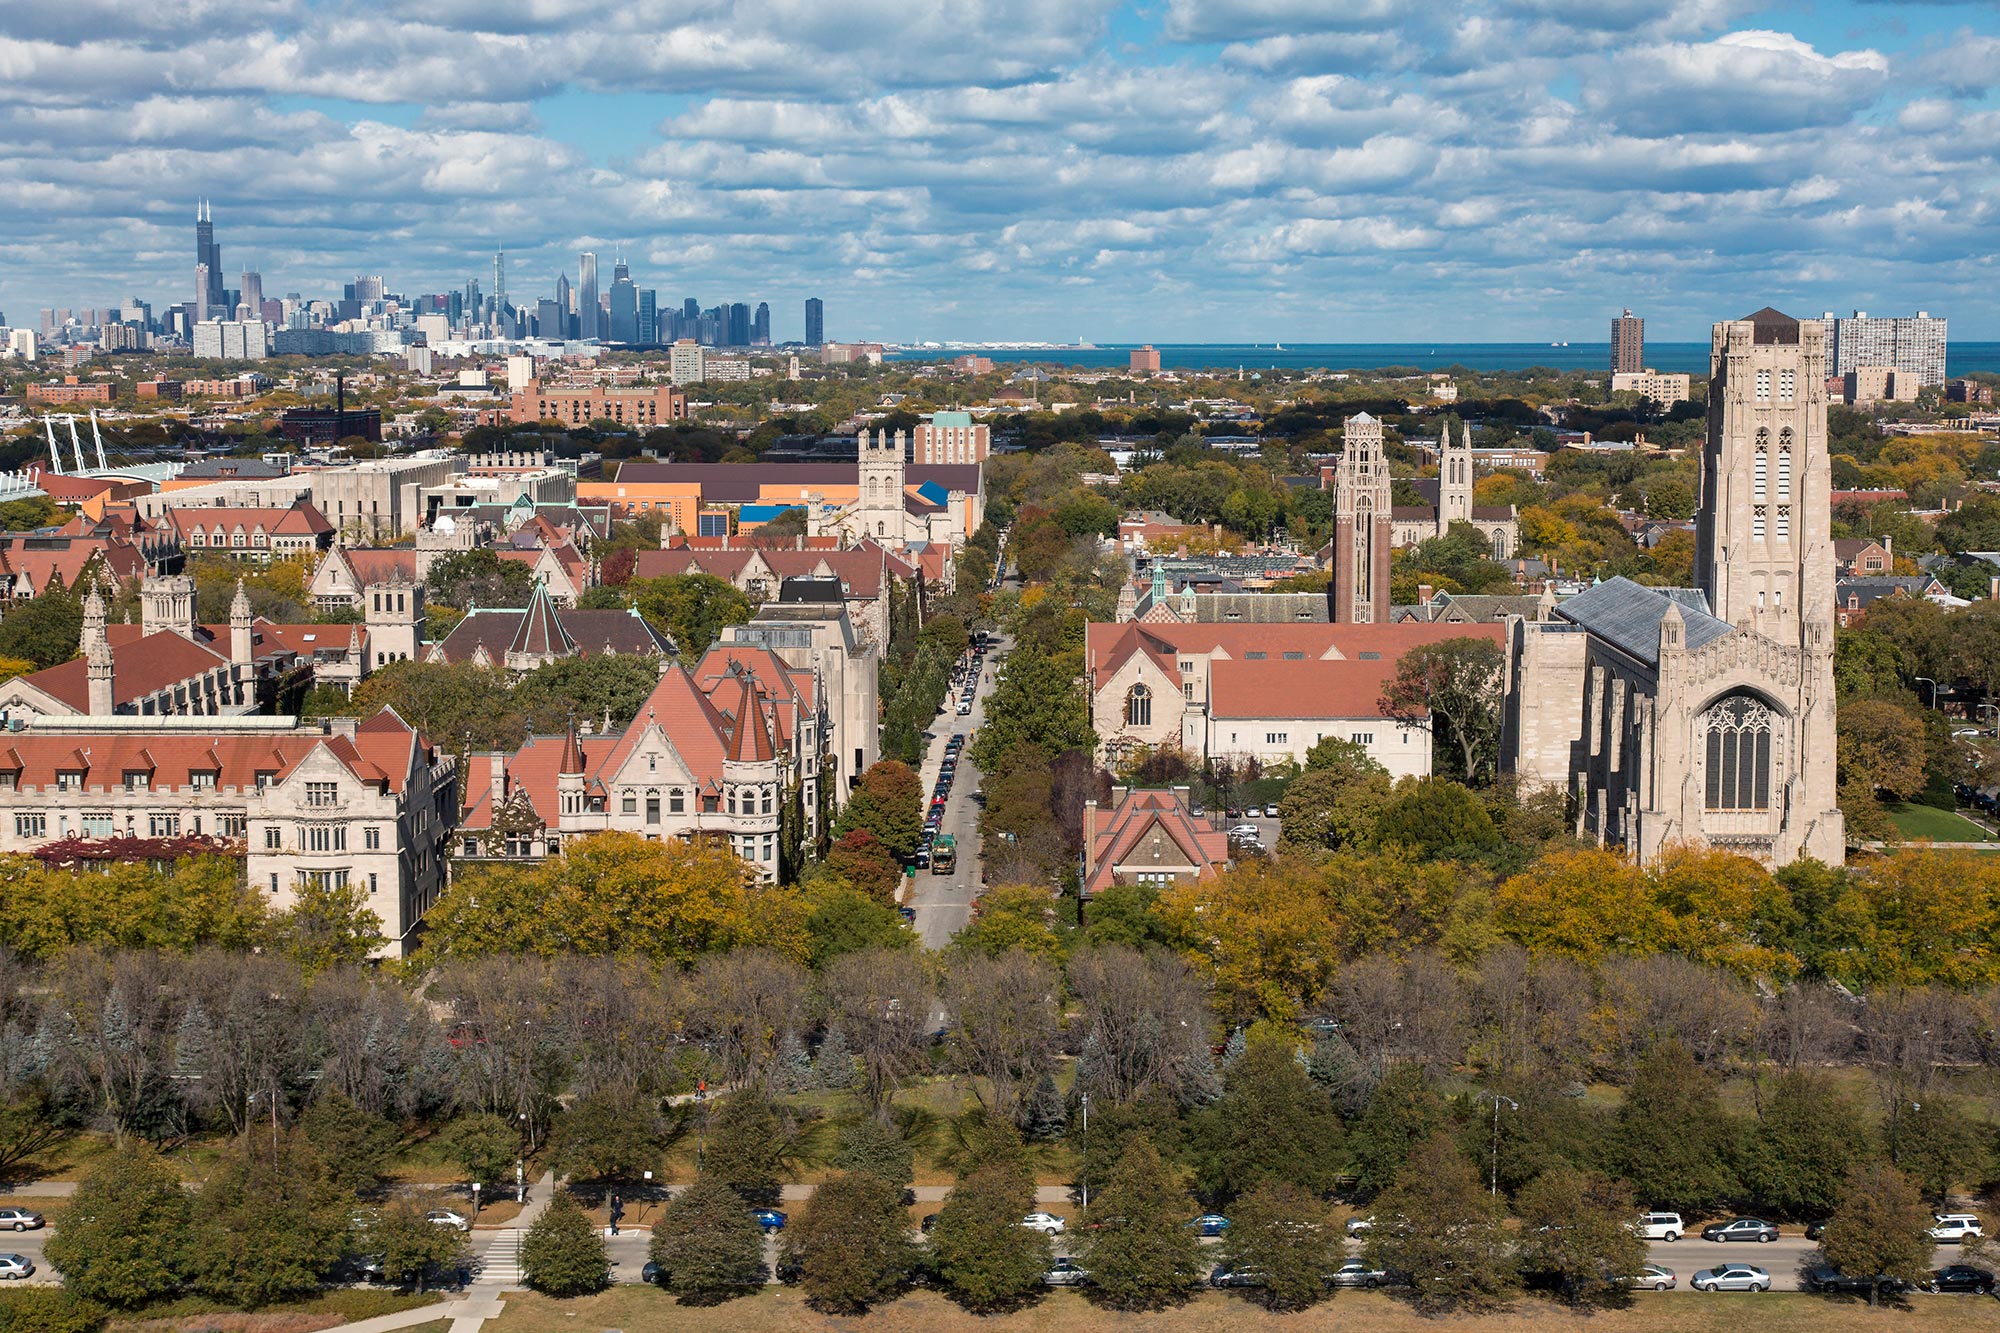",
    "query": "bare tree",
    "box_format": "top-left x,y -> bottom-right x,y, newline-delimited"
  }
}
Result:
821,948 -> 935,1120
1067,946 -> 1215,1105
942,952 -> 1058,1121
41,950 -> 182,1143
179,951 -> 313,1141
1755,981 -> 1859,1072
552,956 -> 678,1098
303,967 -> 457,1120
1859,986 -> 1981,1145
1468,946 -> 1594,1079
1596,955 -> 1756,1076
433,957 -> 572,1143
683,949 -> 808,1091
